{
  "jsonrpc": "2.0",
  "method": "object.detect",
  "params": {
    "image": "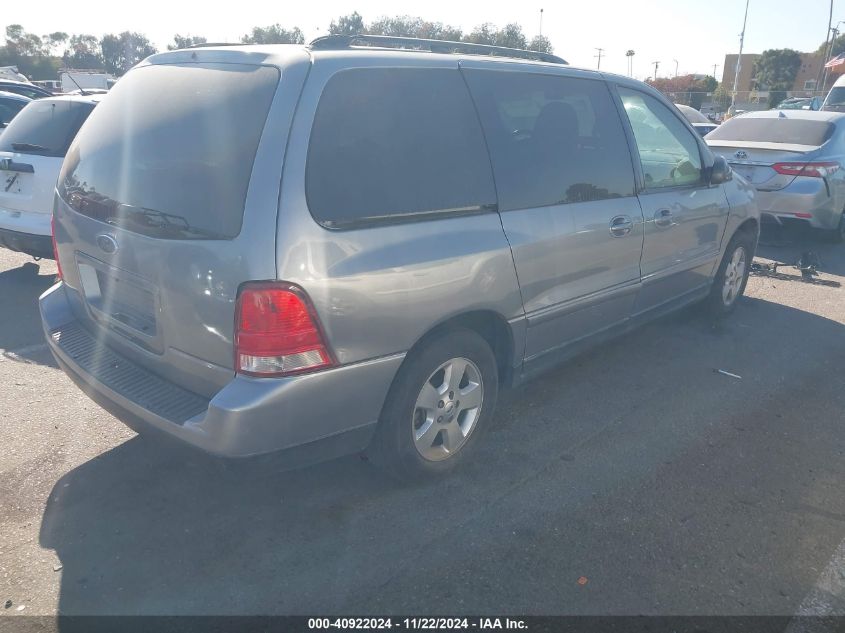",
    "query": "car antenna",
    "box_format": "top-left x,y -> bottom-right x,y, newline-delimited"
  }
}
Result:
63,71 -> 89,96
